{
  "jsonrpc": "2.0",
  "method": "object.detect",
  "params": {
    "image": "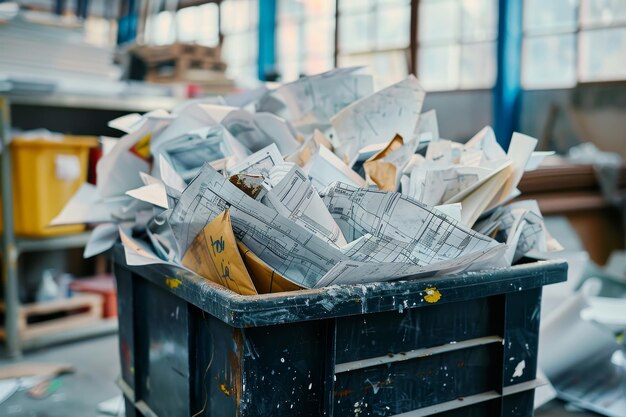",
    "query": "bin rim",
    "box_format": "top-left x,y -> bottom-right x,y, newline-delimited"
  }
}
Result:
113,244 -> 567,328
